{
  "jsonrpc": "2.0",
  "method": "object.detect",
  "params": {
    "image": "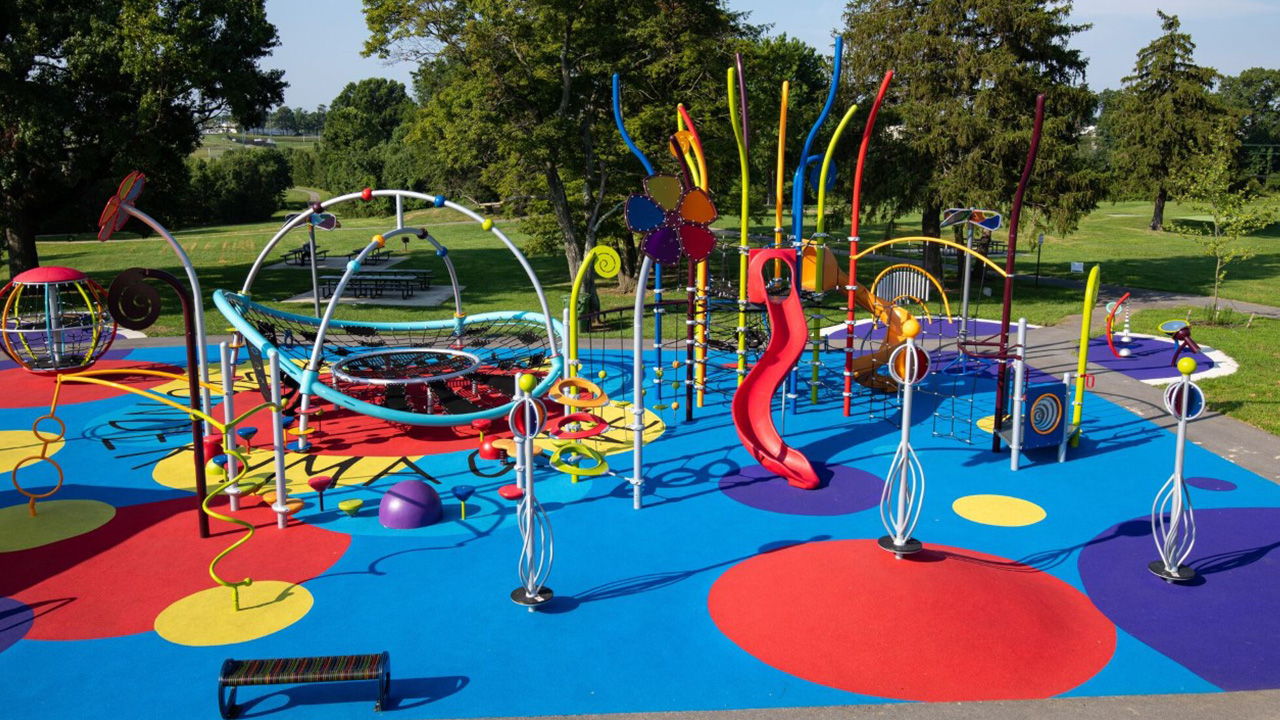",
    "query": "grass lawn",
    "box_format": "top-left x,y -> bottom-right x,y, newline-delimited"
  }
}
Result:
1128,307 -> 1280,436
195,133 -> 319,159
